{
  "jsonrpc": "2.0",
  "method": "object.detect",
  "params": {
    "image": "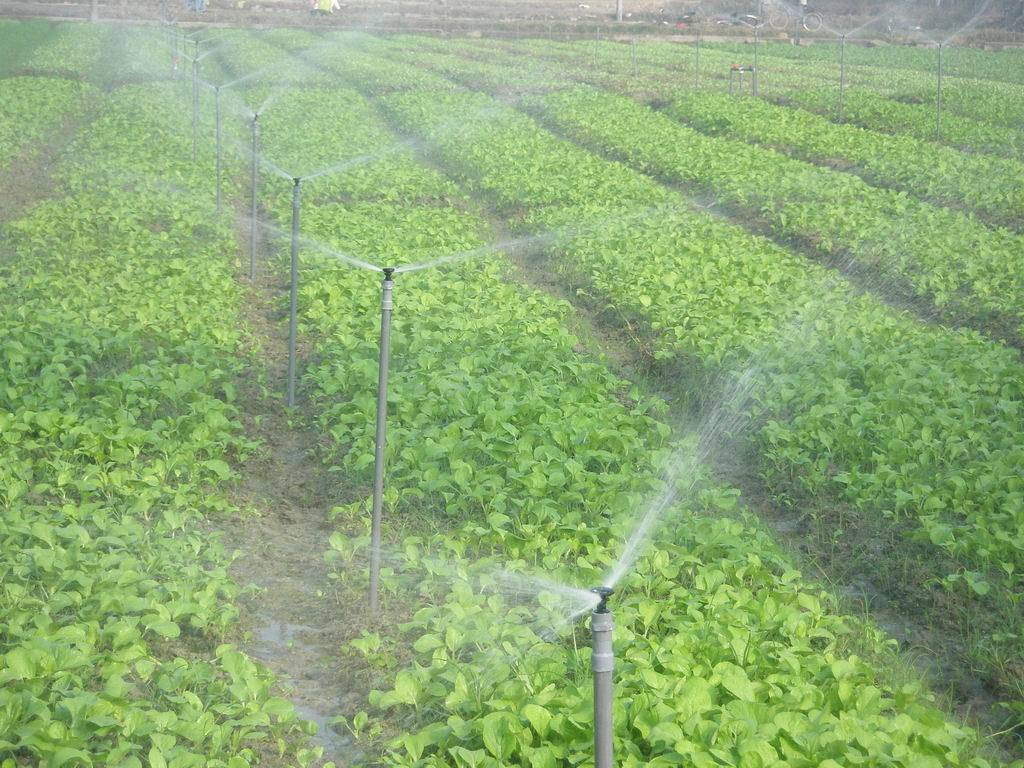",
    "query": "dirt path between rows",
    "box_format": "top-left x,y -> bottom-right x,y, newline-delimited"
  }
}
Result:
214,220 -> 366,766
